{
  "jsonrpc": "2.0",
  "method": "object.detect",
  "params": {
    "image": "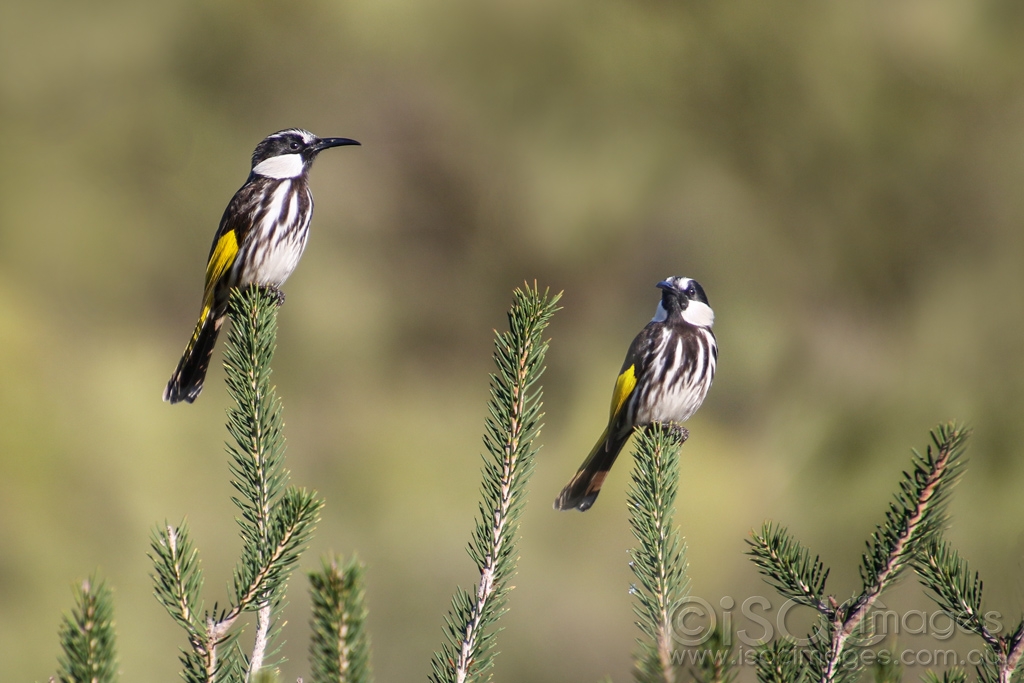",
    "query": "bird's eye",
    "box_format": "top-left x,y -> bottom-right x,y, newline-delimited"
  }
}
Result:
289,141 -> 300,150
